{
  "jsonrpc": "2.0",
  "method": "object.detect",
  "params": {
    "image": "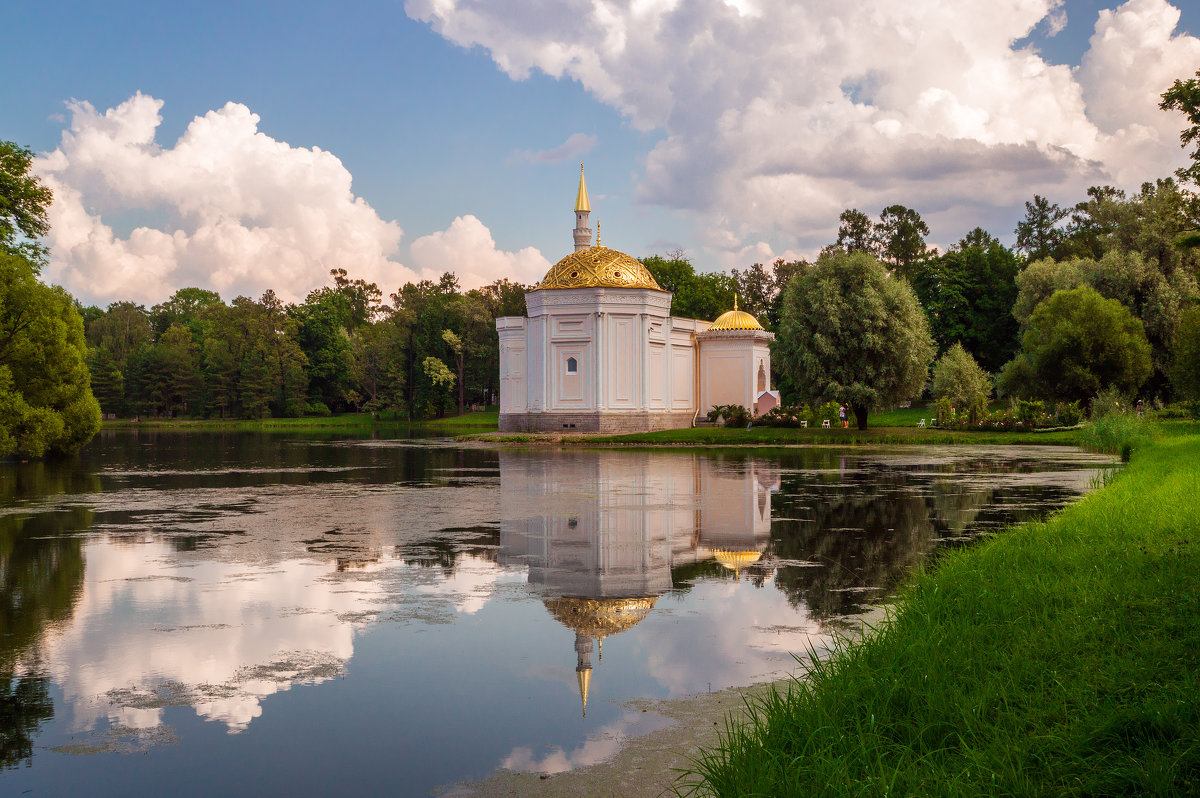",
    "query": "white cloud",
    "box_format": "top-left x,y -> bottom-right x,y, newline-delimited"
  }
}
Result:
410,214 -> 551,289
35,94 -> 549,304
515,132 -> 598,163
407,0 -> 1200,258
